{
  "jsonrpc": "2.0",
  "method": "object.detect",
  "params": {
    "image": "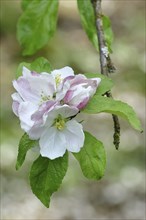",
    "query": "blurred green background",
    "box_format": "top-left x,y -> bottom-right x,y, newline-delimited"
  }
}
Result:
0,0 -> 145,219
